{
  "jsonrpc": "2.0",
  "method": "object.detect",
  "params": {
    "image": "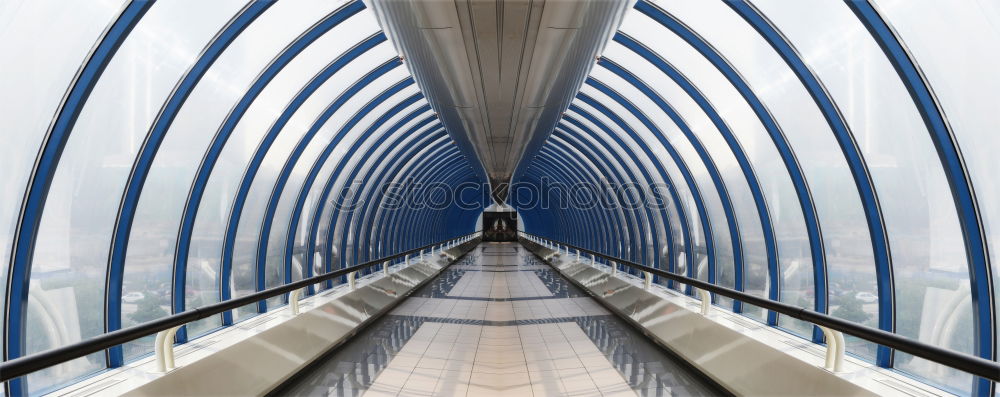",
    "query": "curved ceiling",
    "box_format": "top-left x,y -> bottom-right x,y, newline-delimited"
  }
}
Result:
0,0 -> 997,396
